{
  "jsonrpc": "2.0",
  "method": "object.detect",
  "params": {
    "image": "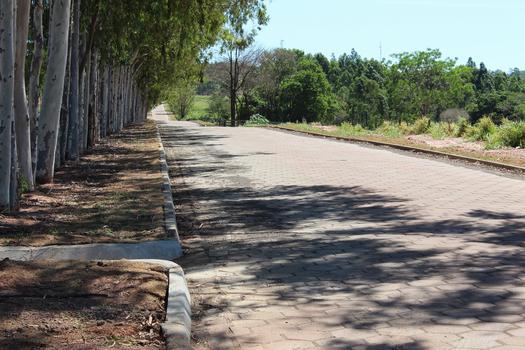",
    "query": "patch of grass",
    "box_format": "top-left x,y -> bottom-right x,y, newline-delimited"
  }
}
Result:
466,116 -> 497,142
487,119 -> 525,149
375,121 -> 405,138
187,95 -> 211,119
428,122 -> 455,140
338,122 -> 369,136
411,117 -> 431,135
454,117 -> 470,137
